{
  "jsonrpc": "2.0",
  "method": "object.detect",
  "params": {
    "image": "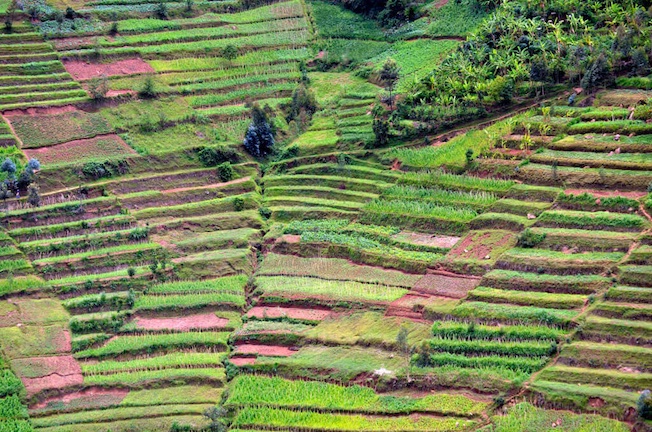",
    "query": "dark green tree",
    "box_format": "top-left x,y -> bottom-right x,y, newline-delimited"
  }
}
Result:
380,58 -> 400,108
243,104 -> 274,158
